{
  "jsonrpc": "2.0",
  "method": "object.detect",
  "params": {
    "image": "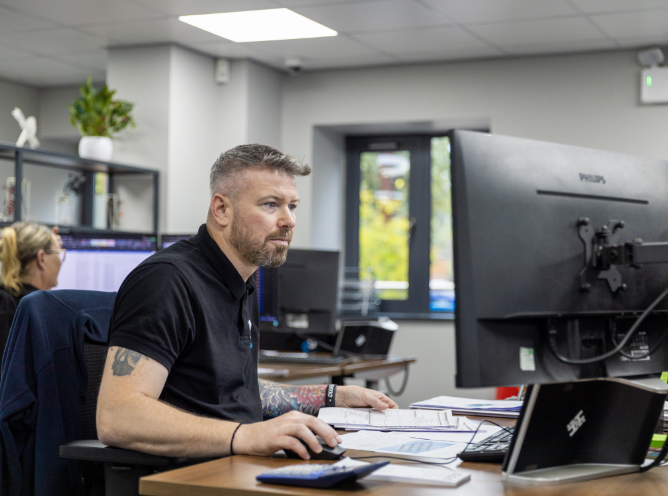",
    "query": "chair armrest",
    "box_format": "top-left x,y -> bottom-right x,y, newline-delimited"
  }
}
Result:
59,440 -> 188,466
